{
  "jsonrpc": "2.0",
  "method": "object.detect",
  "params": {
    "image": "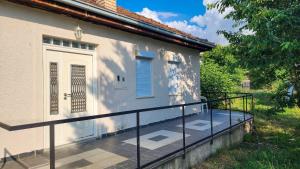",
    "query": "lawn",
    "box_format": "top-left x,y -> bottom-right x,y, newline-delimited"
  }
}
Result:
195,90 -> 300,169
